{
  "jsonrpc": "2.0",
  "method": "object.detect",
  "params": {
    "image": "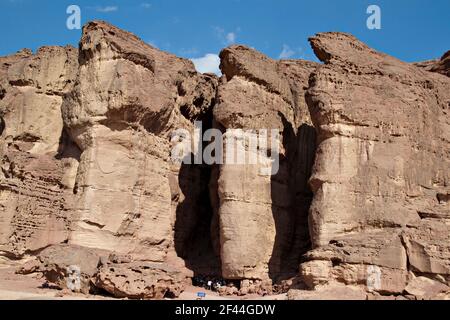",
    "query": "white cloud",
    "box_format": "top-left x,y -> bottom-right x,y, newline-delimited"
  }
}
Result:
96,6 -> 118,13
278,44 -> 295,59
191,54 -> 221,75
141,3 -> 151,9
214,27 -> 239,45
226,32 -> 236,44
